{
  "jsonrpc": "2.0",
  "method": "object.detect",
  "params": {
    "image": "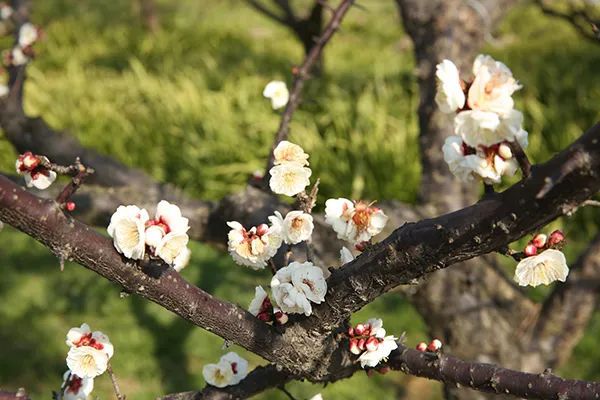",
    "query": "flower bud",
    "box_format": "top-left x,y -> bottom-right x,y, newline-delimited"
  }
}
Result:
365,336 -> 379,352
274,311 -> 288,325
548,230 -> 565,246
256,224 -> 269,236
532,233 -> 547,248
354,323 -> 366,336
377,366 -> 390,375
66,201 -> 76,212
349,338 -> 361,355
427,339 -> 442,352
257,311 -> 271,322
347,327 -> 355,337
416,342 -> 427,352
498,143 -> 513,160
524,243 -> 538,257
357,338 -> 366,351
355,241 -> 367,252
145,225 -> 166,248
